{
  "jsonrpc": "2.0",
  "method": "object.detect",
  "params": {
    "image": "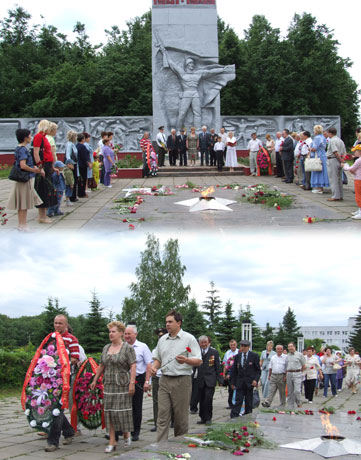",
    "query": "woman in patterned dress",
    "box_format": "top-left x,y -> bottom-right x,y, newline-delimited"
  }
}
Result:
186,126 -> 199,166
345,347 -> 361,394
91,321 -> 136,453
